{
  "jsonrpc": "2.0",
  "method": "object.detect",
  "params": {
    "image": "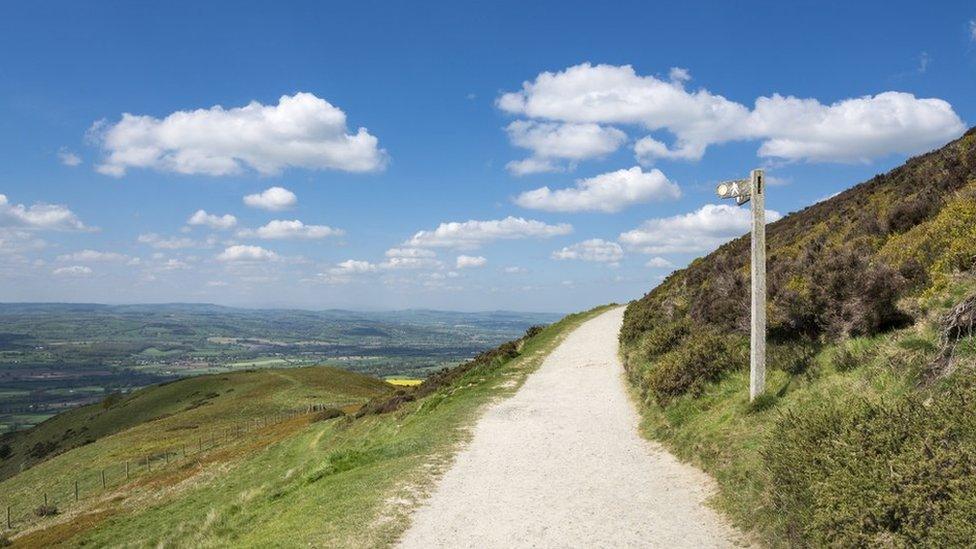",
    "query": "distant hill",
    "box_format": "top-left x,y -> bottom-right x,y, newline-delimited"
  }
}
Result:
620,128 -> 976,545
